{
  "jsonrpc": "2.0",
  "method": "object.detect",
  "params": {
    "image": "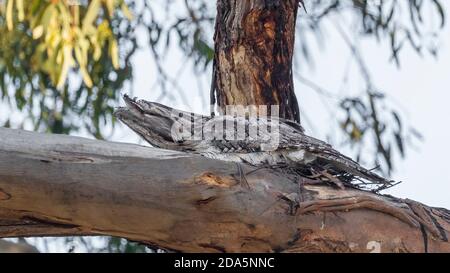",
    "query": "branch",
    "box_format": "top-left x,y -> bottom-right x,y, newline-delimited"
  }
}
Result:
0,127 -> 449,252
0,239 -> 39,253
